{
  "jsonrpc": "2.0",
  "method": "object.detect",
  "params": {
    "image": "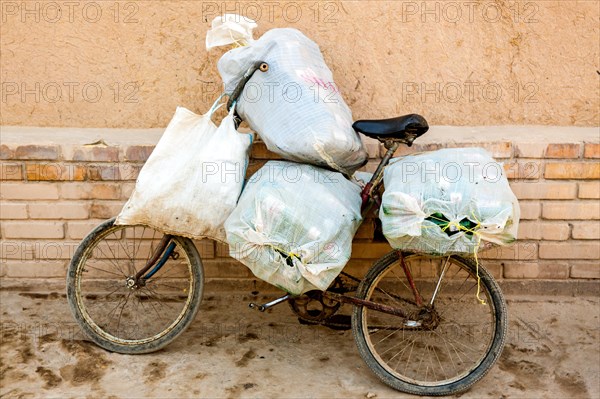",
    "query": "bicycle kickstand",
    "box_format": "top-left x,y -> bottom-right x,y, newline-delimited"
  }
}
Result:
248,294 -> 291,312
